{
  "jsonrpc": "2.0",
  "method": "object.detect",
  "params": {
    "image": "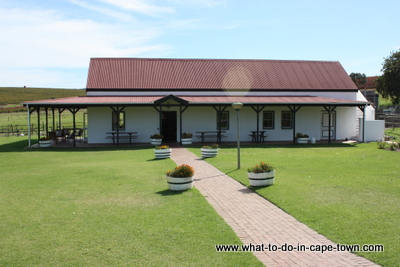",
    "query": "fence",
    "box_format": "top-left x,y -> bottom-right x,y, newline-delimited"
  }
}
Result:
0,123 -> 85,137
376,115 -> 400,128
